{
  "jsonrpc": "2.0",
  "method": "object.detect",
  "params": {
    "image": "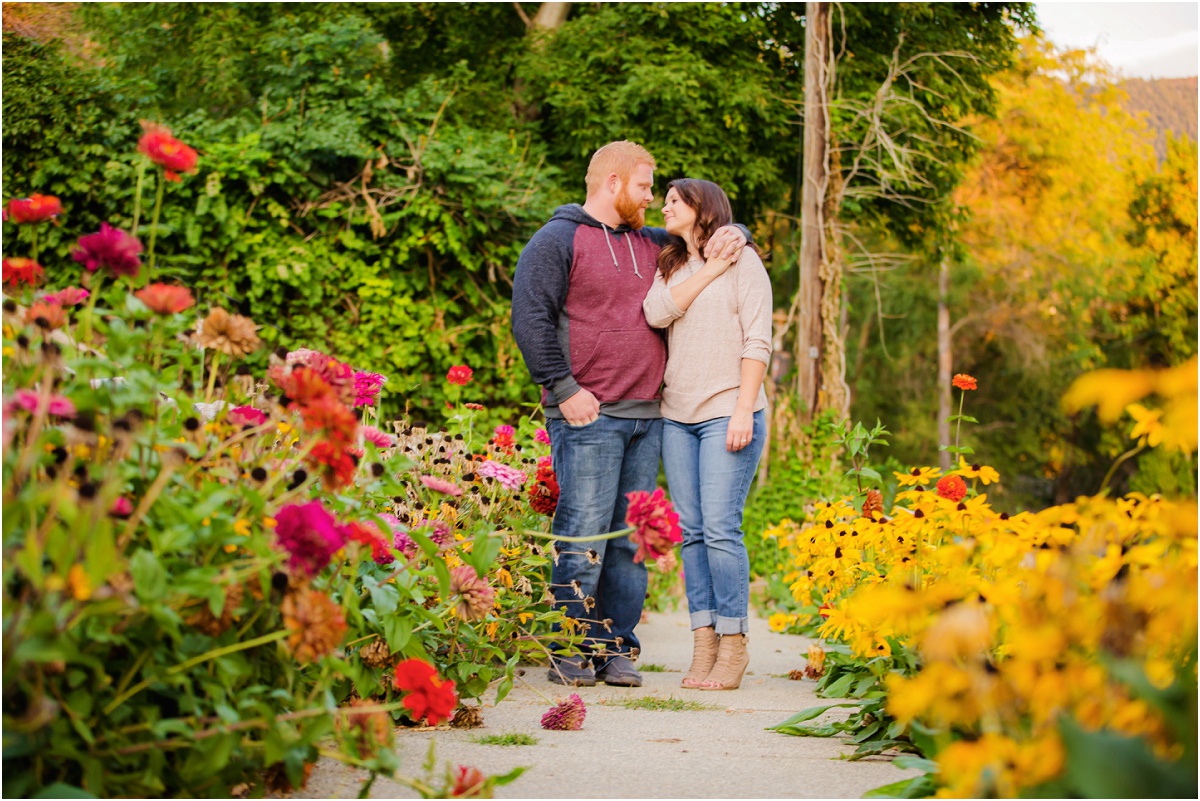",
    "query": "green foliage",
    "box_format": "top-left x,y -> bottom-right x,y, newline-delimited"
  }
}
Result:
613,696 -> 717,712
472,732 -> 538,747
